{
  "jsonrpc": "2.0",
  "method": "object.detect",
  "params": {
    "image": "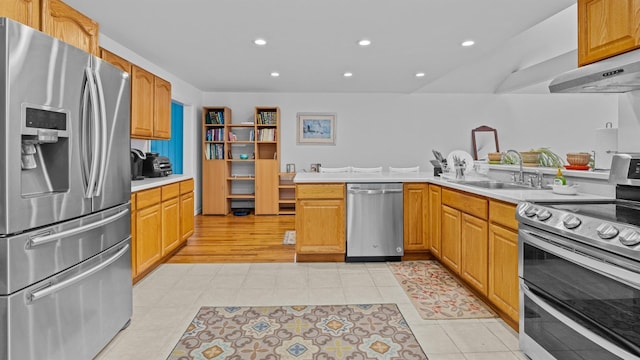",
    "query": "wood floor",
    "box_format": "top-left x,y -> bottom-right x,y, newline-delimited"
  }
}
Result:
167,214 -> 296,263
